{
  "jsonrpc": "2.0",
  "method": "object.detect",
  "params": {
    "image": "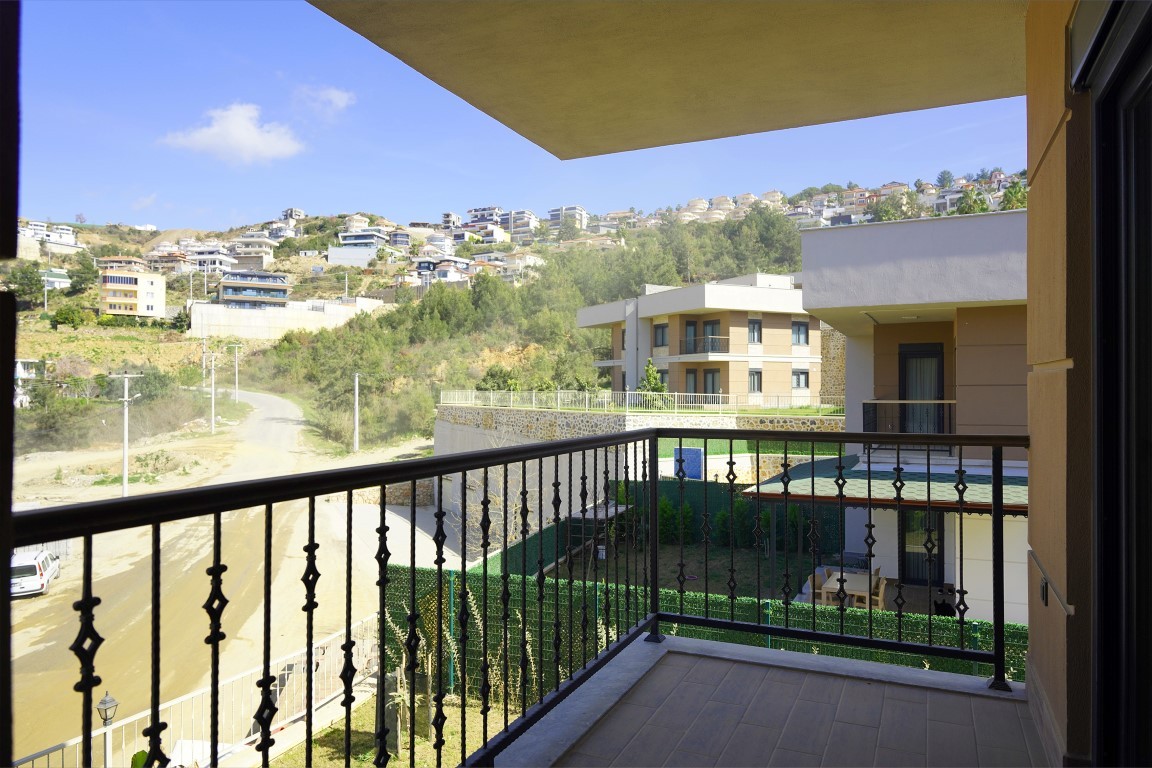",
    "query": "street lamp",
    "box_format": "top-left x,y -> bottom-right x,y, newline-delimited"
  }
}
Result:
96,691 -> 118,767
